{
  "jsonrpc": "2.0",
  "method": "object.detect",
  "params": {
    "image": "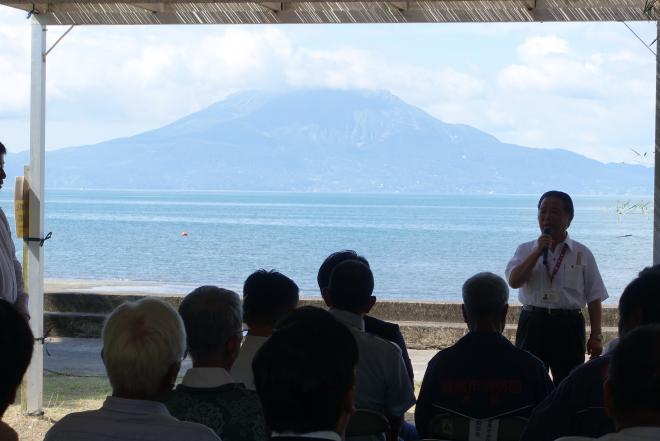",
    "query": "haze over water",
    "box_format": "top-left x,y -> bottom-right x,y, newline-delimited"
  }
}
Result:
1,190 -> 651,304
